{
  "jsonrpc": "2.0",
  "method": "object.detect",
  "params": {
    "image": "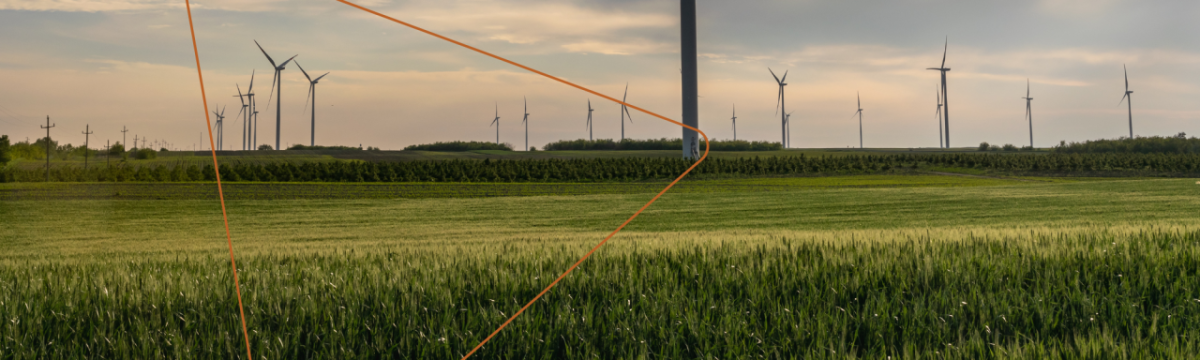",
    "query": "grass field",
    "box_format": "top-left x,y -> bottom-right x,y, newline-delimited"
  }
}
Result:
3,176 -> 1199,358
